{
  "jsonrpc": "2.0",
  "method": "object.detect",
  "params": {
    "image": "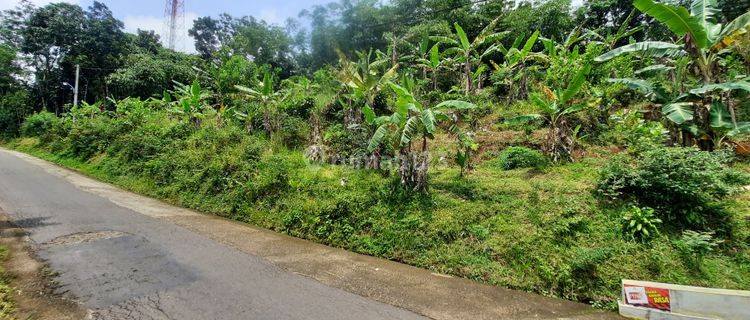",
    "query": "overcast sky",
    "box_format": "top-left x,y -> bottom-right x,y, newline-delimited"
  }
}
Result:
1,0 -> 585,53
